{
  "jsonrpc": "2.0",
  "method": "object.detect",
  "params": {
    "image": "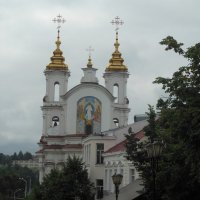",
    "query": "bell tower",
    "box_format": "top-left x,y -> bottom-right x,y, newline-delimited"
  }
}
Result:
103,16 -> 130,127
42,15 -> 70,136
